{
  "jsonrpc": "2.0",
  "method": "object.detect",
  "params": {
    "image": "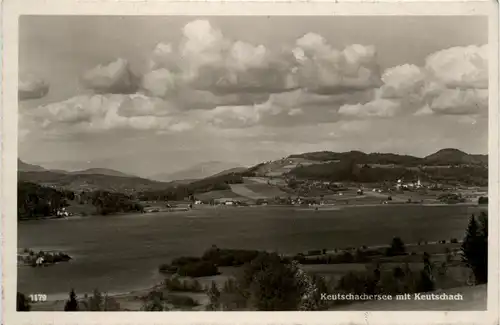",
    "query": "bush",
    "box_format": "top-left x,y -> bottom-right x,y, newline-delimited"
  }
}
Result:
201,247 -> 261,267
478,196 -> 488,205
177,261 -> 218,277
166,295 -> 198,308
164,277 -> 204,292
171,256 -> 202,266
386,237 -> 406,256
79,289 -> 121,311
